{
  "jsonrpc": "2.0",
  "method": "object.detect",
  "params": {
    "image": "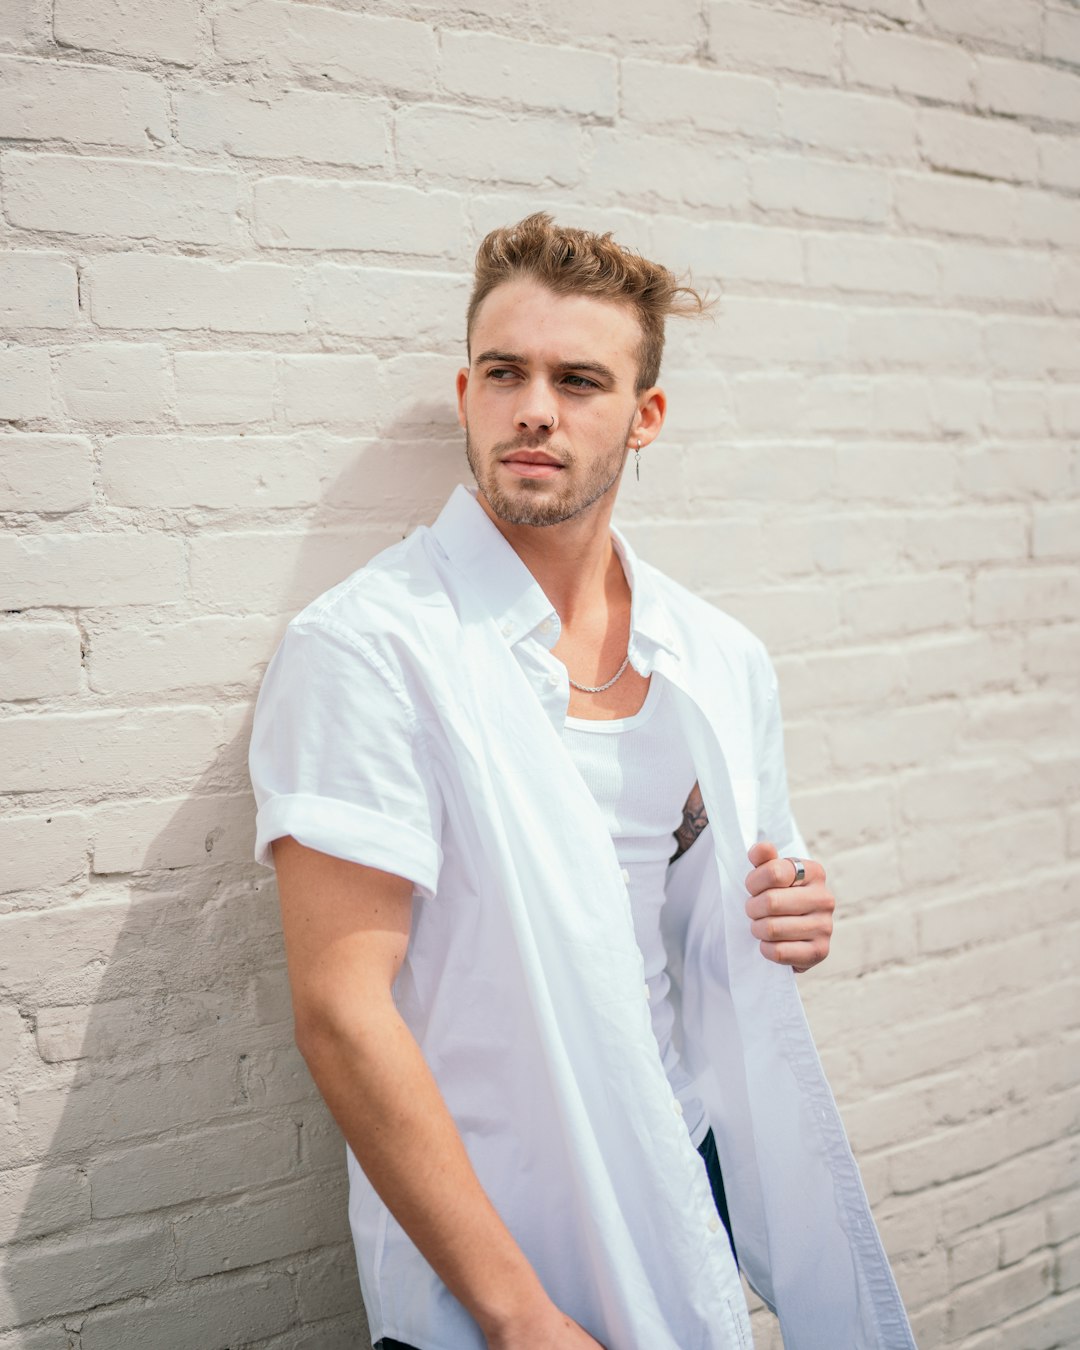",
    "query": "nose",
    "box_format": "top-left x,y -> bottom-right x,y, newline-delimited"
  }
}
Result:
514,383 -> 557,433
